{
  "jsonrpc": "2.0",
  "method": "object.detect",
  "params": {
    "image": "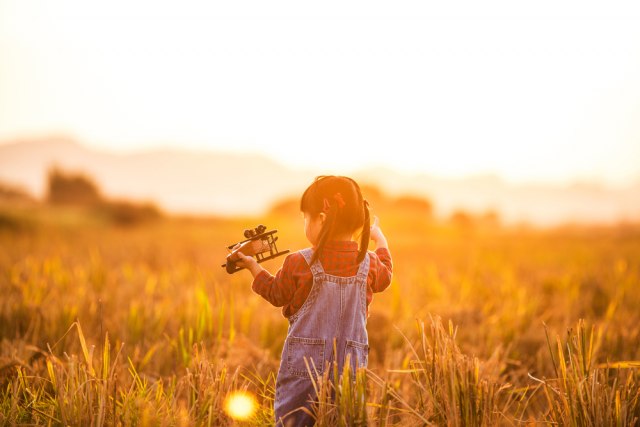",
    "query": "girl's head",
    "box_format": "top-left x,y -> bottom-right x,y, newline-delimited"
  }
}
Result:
300,176 -> 370,263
